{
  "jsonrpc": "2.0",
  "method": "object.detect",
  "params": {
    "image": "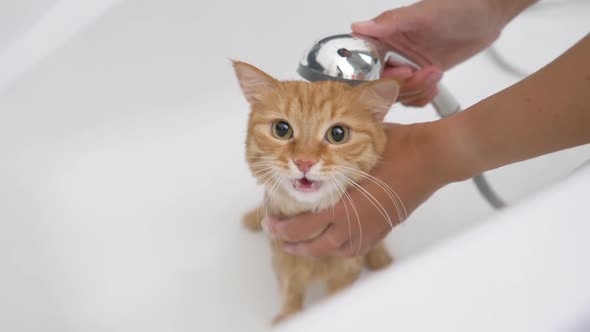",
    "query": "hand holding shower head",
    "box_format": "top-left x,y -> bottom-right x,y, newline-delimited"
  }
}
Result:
296,33 -> 505,209
297,33 -> 460,118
